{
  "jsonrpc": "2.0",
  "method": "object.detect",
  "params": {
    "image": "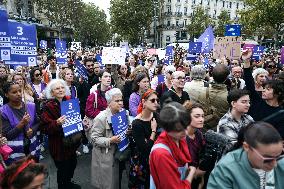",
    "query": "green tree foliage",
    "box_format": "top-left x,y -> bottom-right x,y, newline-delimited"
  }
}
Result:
74,3 -> 110,46
187,6 -> 214,40
110,0 -> 154,45
34,0 -> 84,37
239,0 -> 284,45
215,10 -> 232,37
